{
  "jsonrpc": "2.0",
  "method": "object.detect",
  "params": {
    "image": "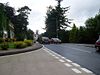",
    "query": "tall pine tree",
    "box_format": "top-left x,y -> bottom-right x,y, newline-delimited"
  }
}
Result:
45,0 -> 70,38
